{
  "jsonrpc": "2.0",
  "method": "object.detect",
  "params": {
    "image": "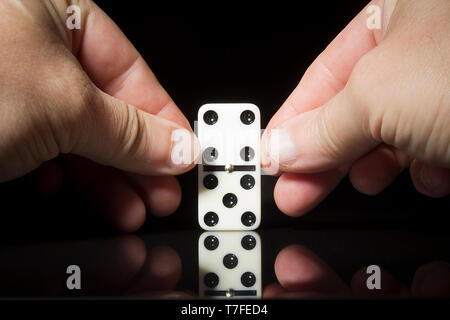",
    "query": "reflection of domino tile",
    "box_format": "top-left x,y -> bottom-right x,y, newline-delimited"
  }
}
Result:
198,231 -> 261,299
